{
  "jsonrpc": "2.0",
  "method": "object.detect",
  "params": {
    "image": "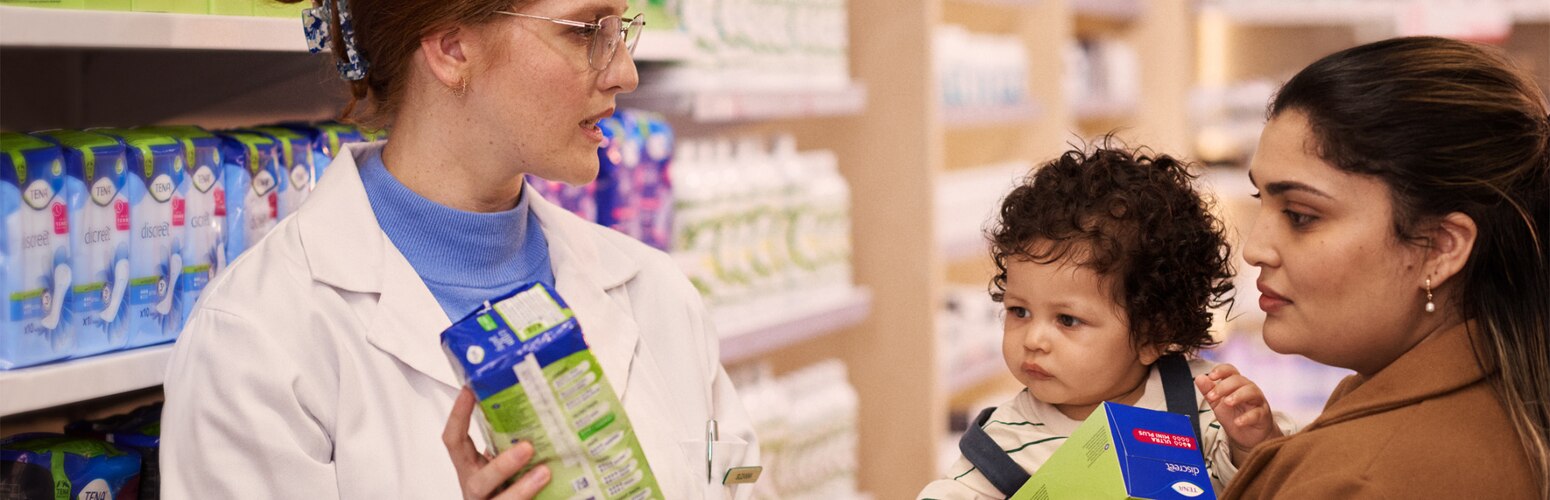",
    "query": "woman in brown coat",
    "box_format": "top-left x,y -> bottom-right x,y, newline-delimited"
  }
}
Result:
1222,37 -> 1550,498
